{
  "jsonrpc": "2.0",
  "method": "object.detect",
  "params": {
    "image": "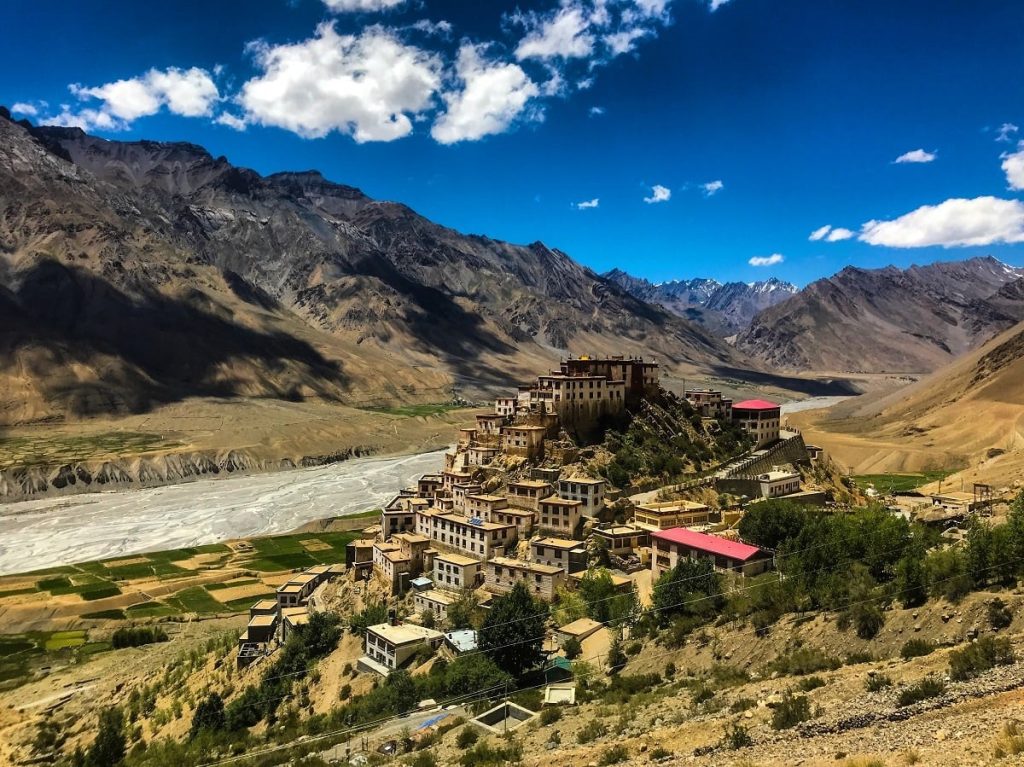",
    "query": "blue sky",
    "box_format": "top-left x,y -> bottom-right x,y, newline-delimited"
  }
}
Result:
3,0 -> 1024,287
